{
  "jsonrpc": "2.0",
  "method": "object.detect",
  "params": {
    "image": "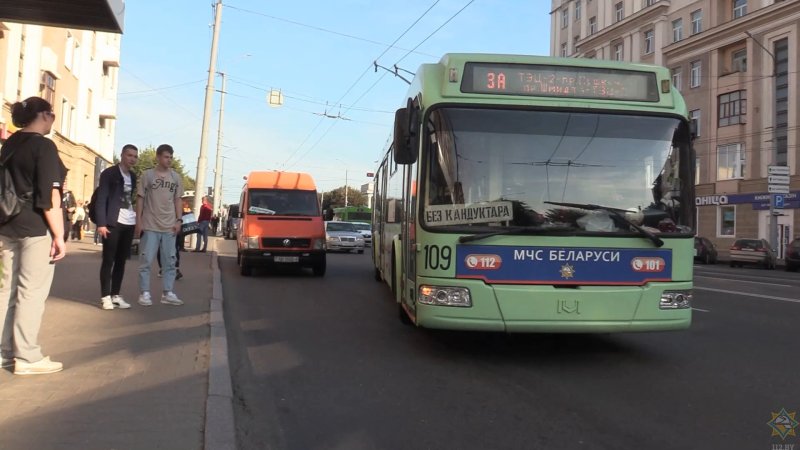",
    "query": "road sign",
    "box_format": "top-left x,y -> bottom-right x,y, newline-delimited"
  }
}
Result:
768,165 -> 790,176
768,185 -> 790,194
768,175 -> 790,185
774,194 -> 785,209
